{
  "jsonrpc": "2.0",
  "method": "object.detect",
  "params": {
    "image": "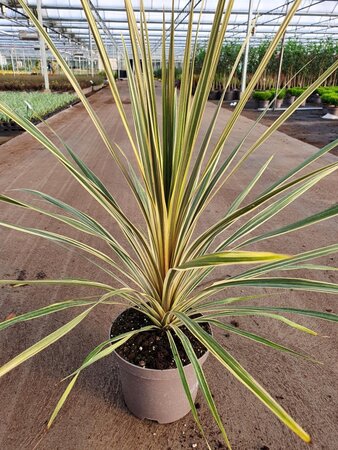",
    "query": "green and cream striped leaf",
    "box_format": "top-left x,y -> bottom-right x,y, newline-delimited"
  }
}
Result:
0,193 -> 135,267
174,326 -> 232,449
63,325 -> 157,382
170,164 -> 338,306
196,310 -> 318,335
0,290 -> 130,379
174,312 -> 311,443
169,0 -> 234,221
3,190 -> 153,289
205,277 -> 338,296
216,166 -> 338,250
74,326 -> 156,374
0,221 -> 123,272
0,307 -> 92,378
245,64 -> 338,174
281,264 -> 338,272
186,162 -> 338,260
201,319 -> 316,362
189,294 -> 270,311
18,0 -> 155,216
177,251 -> 289,270
178,69 -> 338,260
218,307 -> 338,323
0,278 -> 115,290
209,60 -> 338,199
79,0 -> 139,159
0,102 -> 156,279
166,330 -> 211,449
225,156 -> 274,218
48,328 -> 152,428
17,0 -> 145,199
197,0 -> 303,183
48,372 -> 80,429
237,204 -> 338,248
263,138 -> 338,195
233,244 -> 338,280
0,298 -> 101,331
